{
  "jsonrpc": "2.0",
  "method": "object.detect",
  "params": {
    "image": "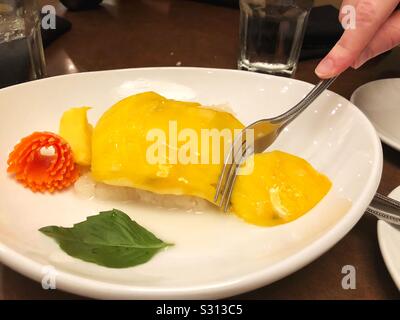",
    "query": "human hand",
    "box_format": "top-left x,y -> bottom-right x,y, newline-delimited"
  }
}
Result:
315,0 -> 400,79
